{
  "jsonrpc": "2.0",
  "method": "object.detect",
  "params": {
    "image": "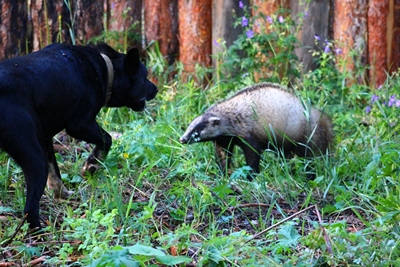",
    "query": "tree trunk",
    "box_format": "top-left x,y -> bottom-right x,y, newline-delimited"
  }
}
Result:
368,0 -> 389,88
74,0 -> 104,45
252,0 -> 290,17
178,0 -> 212,83
212,0 -> 249,79
333,0 -> 368,84
212,0 -> 249,55
388,0 -> 400,74
107,0 -> 142,51
252,0 -> 290,82
31,0 -> 54,51
253,0 -> 290,32
30,0 -> 74,50
291,0 -> 331,73
144,0 -> 178,65
0,0 -> 28,59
